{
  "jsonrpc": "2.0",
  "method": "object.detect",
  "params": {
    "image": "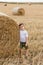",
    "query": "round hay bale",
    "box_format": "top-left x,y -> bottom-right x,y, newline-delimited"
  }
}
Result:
0,13 -> 19,58
29,2 -> 32,5
12,7 -> 25,15
4,3 -> 7,6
